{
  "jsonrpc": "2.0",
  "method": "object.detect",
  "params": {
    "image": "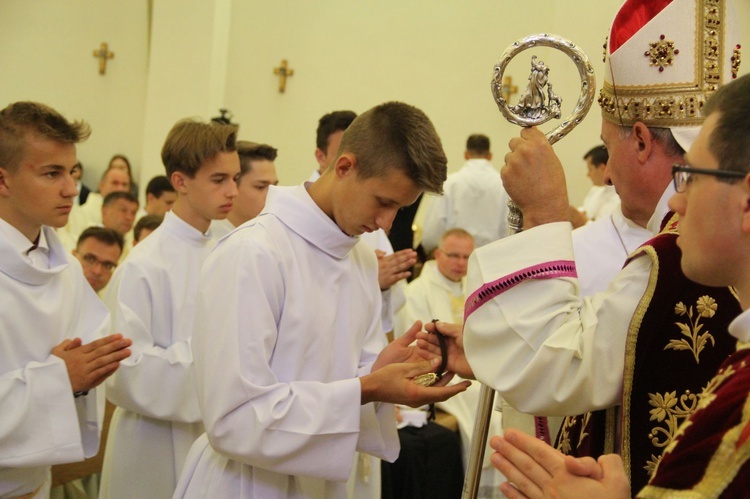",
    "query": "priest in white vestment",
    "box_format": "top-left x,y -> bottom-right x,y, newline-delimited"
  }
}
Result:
578,144 -> 619,223
421,134 -> 510,253
99,119 -> 240,499
175,102 -> 470,499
